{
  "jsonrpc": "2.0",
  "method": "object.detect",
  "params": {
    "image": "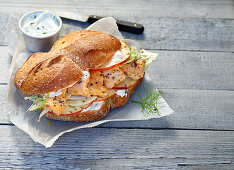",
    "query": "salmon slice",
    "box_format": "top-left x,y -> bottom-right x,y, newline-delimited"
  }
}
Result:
121,59 -> 145,80
88,71 -> 108,98
103,66 -> 126,88
45,89 -> 66,115
68,78 -> 90,96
